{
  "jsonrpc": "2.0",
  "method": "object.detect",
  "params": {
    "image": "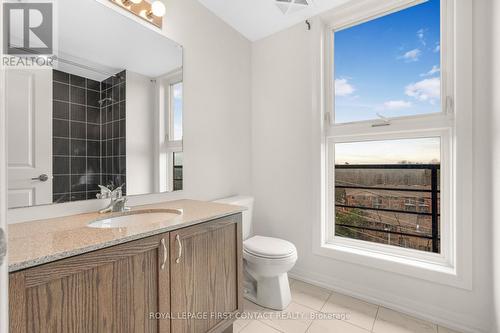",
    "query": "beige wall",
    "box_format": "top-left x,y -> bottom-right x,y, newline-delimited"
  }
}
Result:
163,0 -> 252,199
